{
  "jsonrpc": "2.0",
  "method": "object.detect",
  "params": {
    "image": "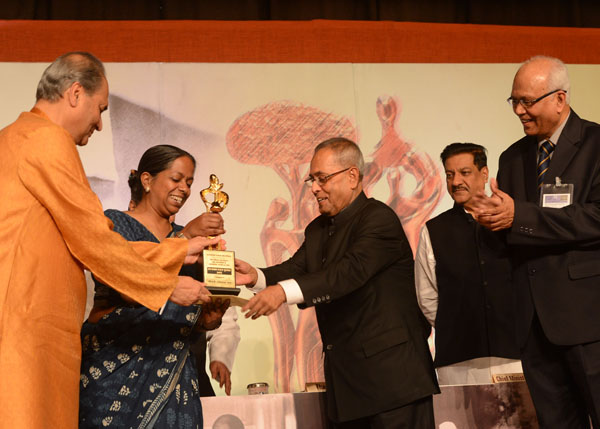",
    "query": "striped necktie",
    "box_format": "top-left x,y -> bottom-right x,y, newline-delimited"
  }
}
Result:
537,140 -> 555,189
